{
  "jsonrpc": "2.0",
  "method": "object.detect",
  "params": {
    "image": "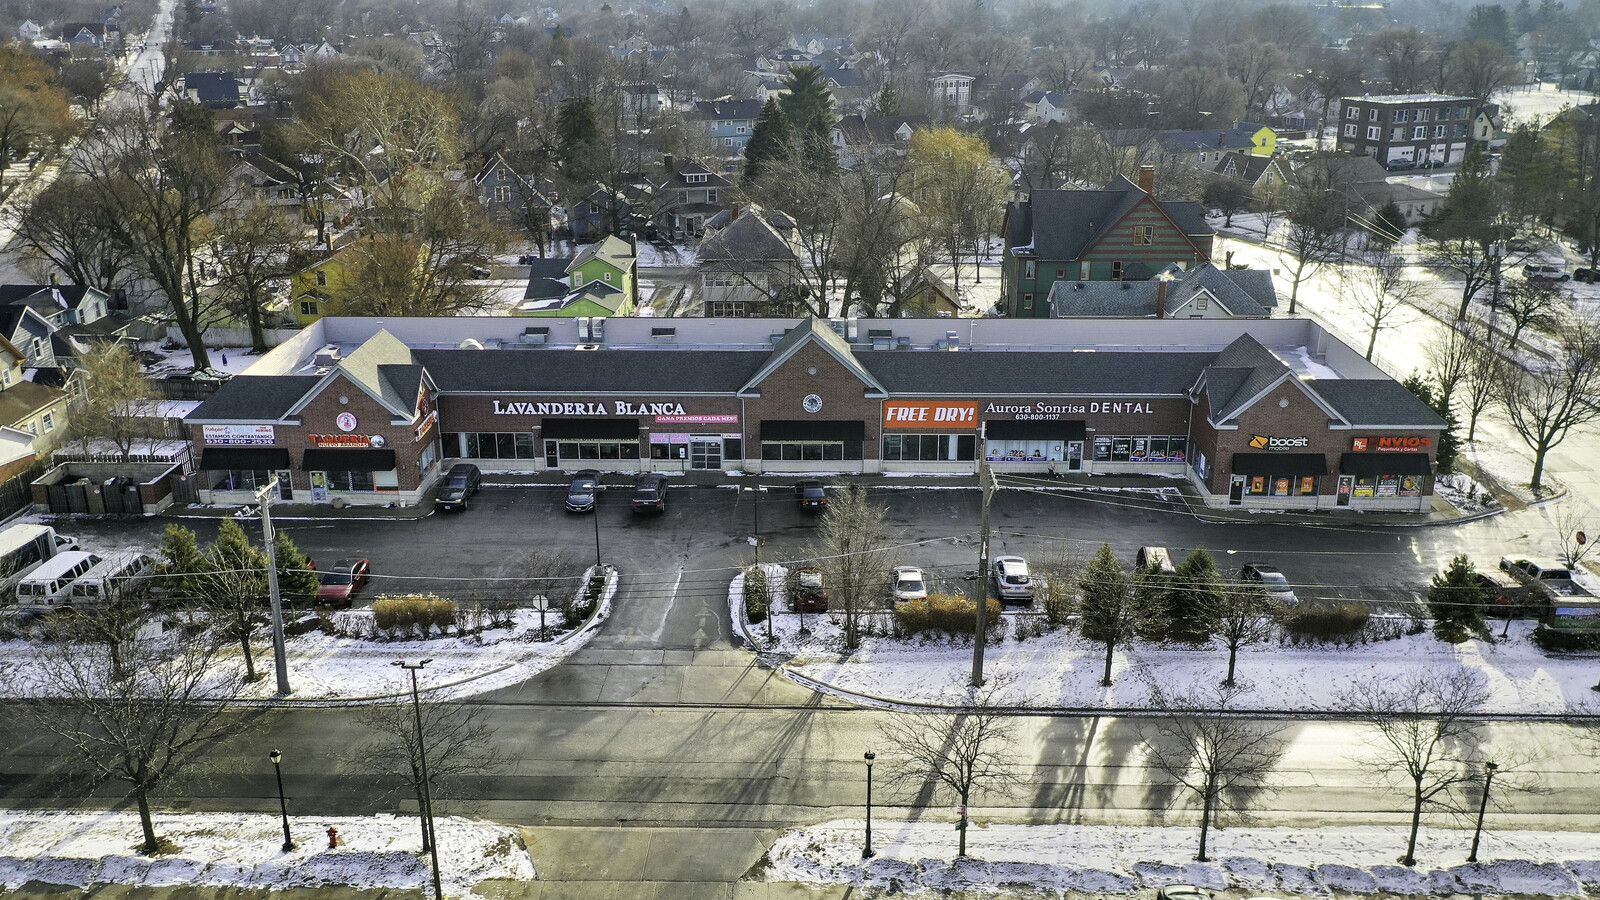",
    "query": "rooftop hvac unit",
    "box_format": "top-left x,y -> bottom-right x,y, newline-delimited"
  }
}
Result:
846,317 -> 859,342
519,327 -> 549,345
458,338 -> 484,350
575,316 -> 591,341
651,327 -> 676,341
313,346 -> 341,367
590,317 -> 605,342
